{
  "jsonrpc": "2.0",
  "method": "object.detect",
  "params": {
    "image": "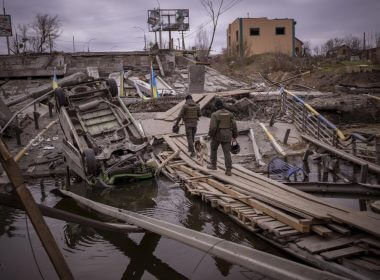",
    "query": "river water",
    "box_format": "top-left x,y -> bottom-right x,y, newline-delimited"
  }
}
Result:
0,177 -> 289,280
